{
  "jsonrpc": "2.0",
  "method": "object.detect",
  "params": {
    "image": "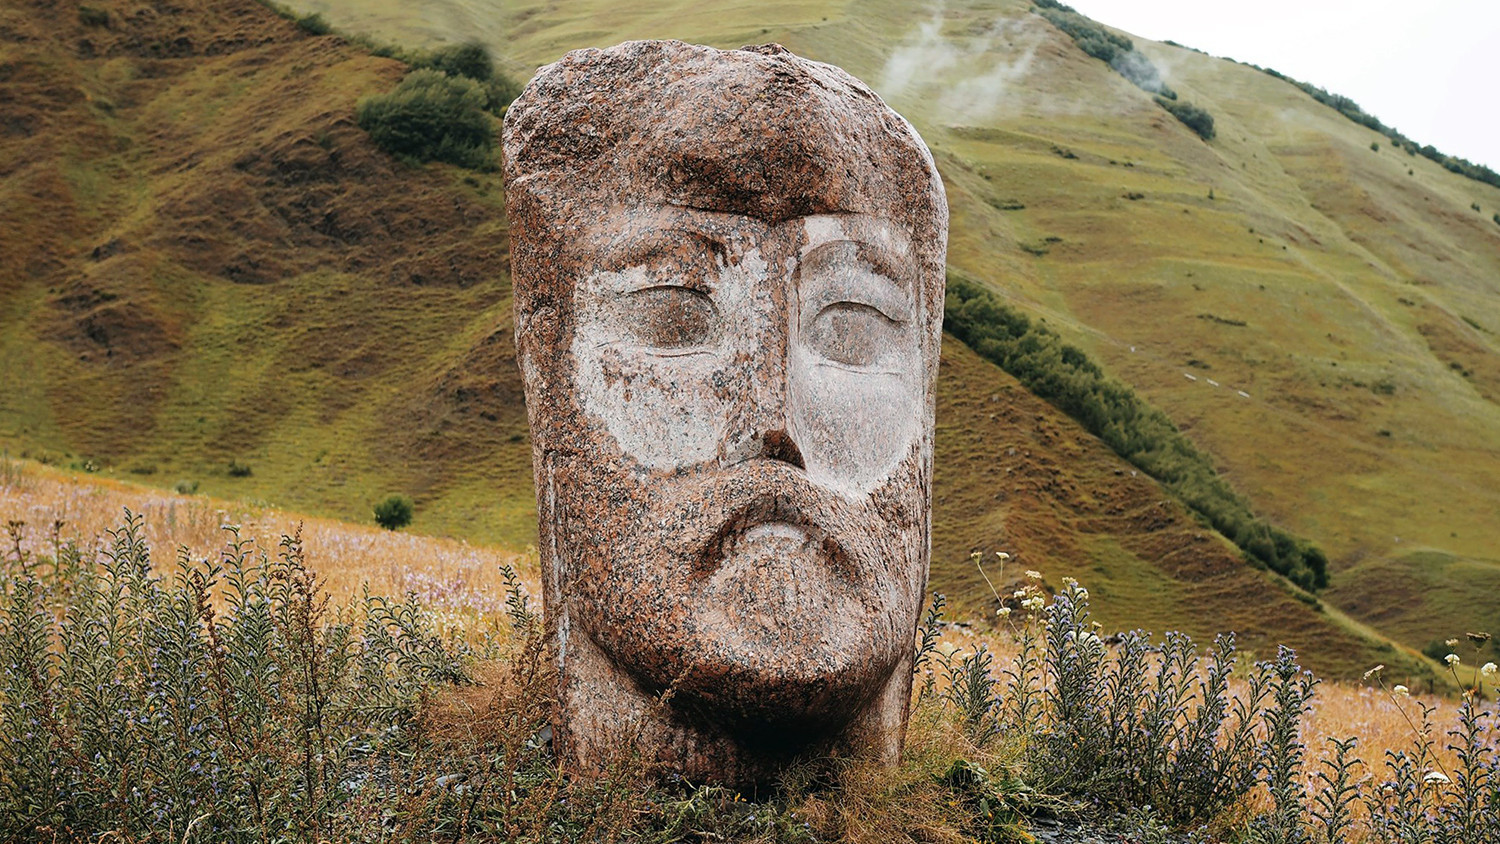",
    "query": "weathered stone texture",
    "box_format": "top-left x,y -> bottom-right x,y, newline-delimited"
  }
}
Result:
503,39 -> 947,786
